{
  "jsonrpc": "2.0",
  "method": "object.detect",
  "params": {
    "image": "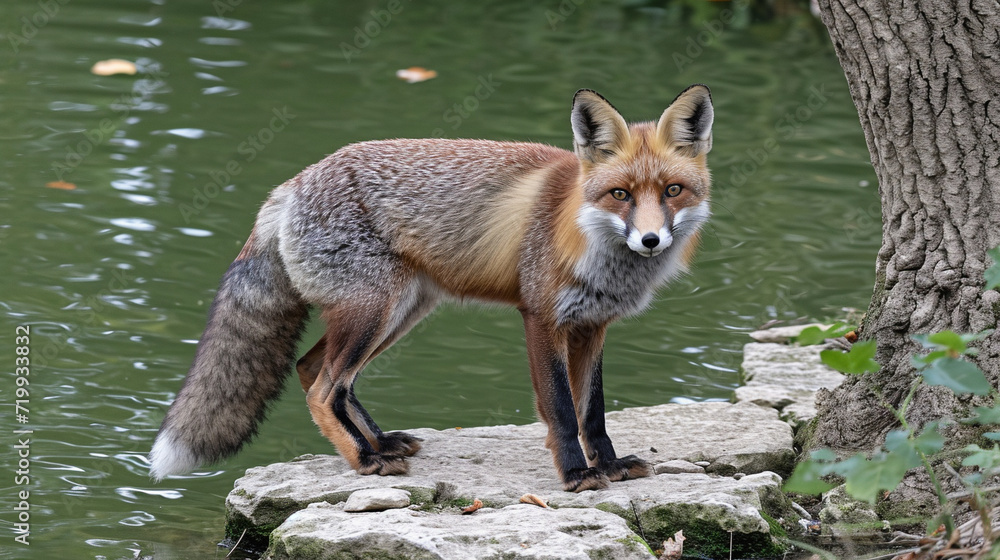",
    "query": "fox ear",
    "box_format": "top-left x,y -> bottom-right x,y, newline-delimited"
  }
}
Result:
656,84 -> 713,157
571,89 -> 630,163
